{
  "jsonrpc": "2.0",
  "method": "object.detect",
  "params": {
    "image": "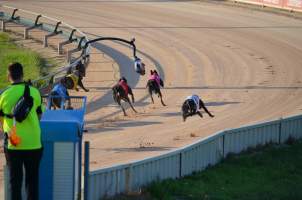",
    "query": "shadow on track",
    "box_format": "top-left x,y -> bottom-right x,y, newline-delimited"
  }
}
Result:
86,86 -> 302,91
84,32 -> 165,130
